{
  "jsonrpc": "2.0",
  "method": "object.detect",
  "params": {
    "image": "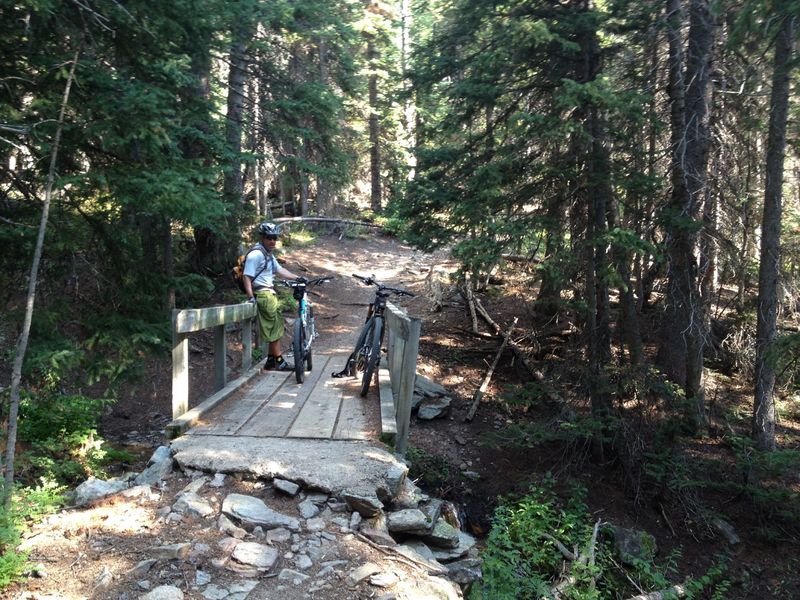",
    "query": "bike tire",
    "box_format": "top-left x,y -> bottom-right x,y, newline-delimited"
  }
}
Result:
359,317 -> 383,397
306,307 -> 314,372
293,319 -> 306,384
353,320 -> 373,374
